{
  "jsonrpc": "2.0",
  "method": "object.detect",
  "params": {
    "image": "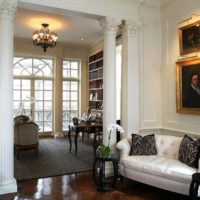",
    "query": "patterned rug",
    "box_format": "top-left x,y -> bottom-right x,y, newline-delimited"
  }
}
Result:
14,138 -> 94,181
